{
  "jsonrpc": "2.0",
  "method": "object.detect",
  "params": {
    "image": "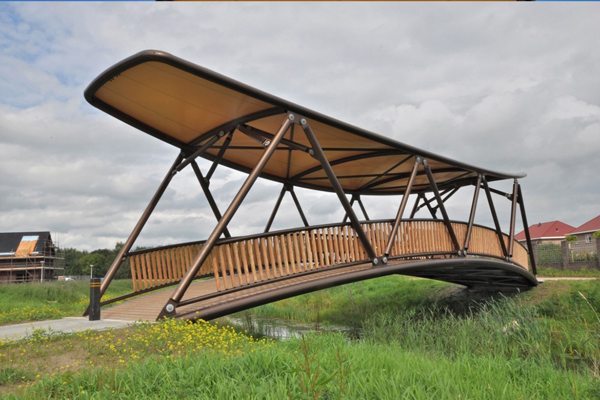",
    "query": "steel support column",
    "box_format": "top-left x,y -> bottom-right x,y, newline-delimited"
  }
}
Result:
423,159 -> 460,252
508,180 -> 519,258
410,193 -> 422,219
463,175 -> 482,252
422,194 -> 439,219
356,195 -> 370,221
175,133 -> 224,173
159,116 -> 293,318
385,158 -> 421,257
289,187 -> 310,227
190,161 -> 231,238
264,184 -> 309,233
343,194 -> 370,223
481,177 -> 509,259
517,184 -> 537,275
205,131 -> 233,181
299,117 -> 378,262
87,152 -> 185,312
264,185 -> 288,233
